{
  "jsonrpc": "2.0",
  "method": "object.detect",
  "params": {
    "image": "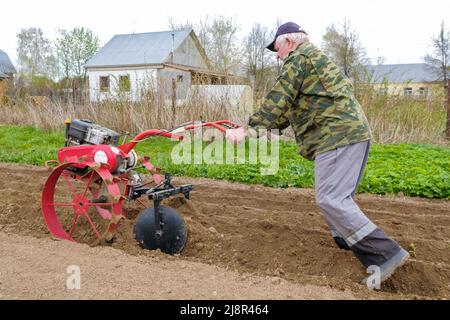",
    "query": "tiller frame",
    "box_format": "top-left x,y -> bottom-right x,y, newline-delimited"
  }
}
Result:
41,120 -> 240,248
